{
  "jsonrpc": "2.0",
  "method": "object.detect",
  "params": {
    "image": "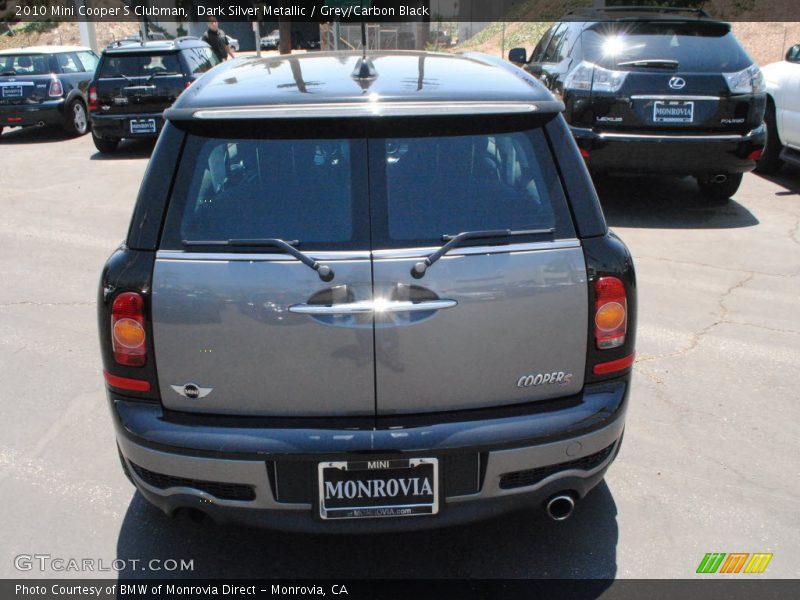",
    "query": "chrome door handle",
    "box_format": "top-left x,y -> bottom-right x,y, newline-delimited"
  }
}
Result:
289,299 -> 457,315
